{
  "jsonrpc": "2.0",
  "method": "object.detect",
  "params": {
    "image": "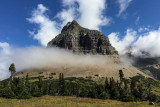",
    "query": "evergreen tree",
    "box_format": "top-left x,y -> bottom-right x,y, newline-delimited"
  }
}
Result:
109,77 -> 120,99
42,82 -> 49,95
11,77 -> 31,99
119,70 -> 124,82
25,73 -> 31,92
147,83 -> 152,101
59,73 -> 65,95
25,73 -> 29,85
49,80 -> 58,96
79,87 -> 89,97
95,84 -> 104,97
110,88 -> 120,99
119,70 -> 125,91
9,63 -> 16,81
38,76 -> 43,89
1,86 -> 16,98
18,88 -> 32,99
130,79 -> 136,92
31,83 -> 42,97
88,88 -> 98,98
61,73 -> 65,95
99,91 -> 110,99
70,81 -> 79,96
11,78 -> 25,96
116,80 -> 120,88
105,77 -> 109,91
109,77 -> 116,91
124,79 -> 129,92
